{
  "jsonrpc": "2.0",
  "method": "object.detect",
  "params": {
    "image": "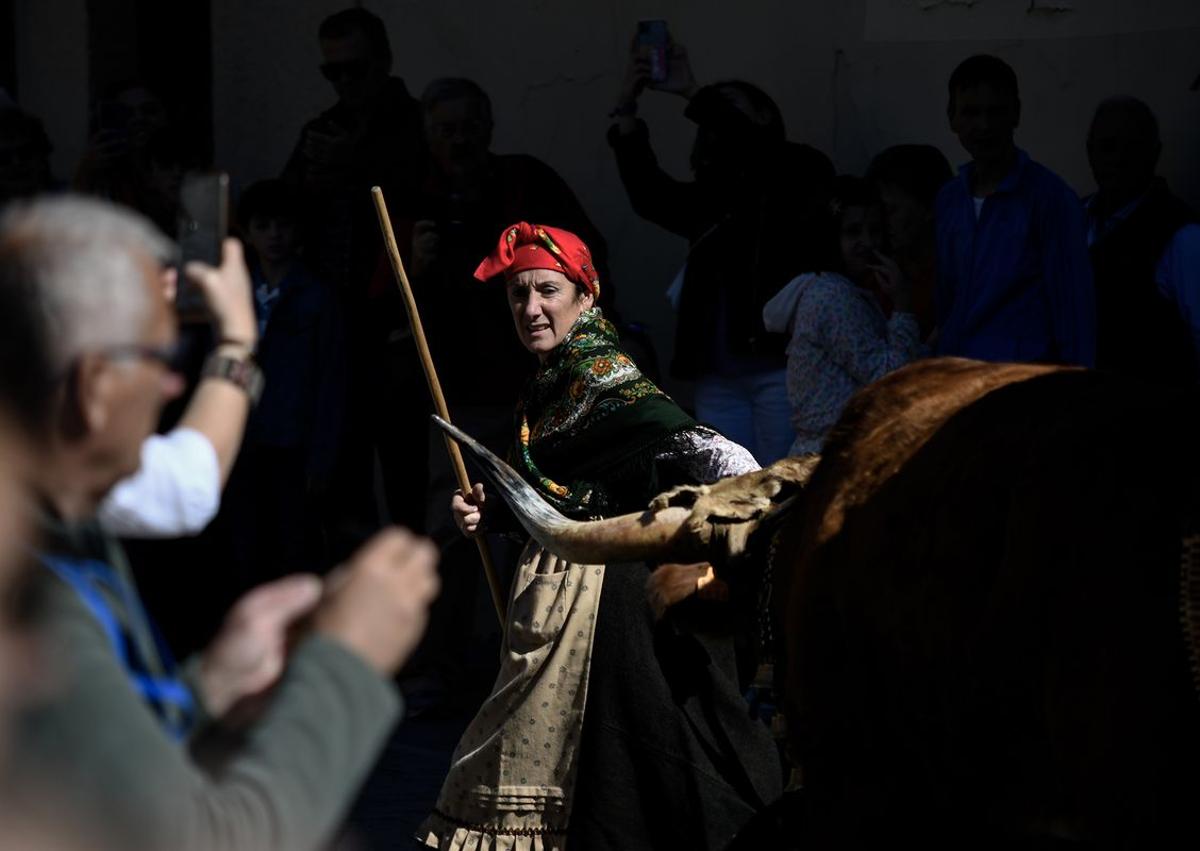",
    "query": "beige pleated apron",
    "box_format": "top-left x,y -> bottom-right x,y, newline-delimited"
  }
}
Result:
419,539 -> 605,851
